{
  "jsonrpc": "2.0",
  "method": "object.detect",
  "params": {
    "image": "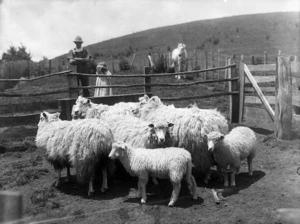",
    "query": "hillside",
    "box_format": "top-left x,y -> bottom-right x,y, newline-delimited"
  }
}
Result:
53,12 -> 299,70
